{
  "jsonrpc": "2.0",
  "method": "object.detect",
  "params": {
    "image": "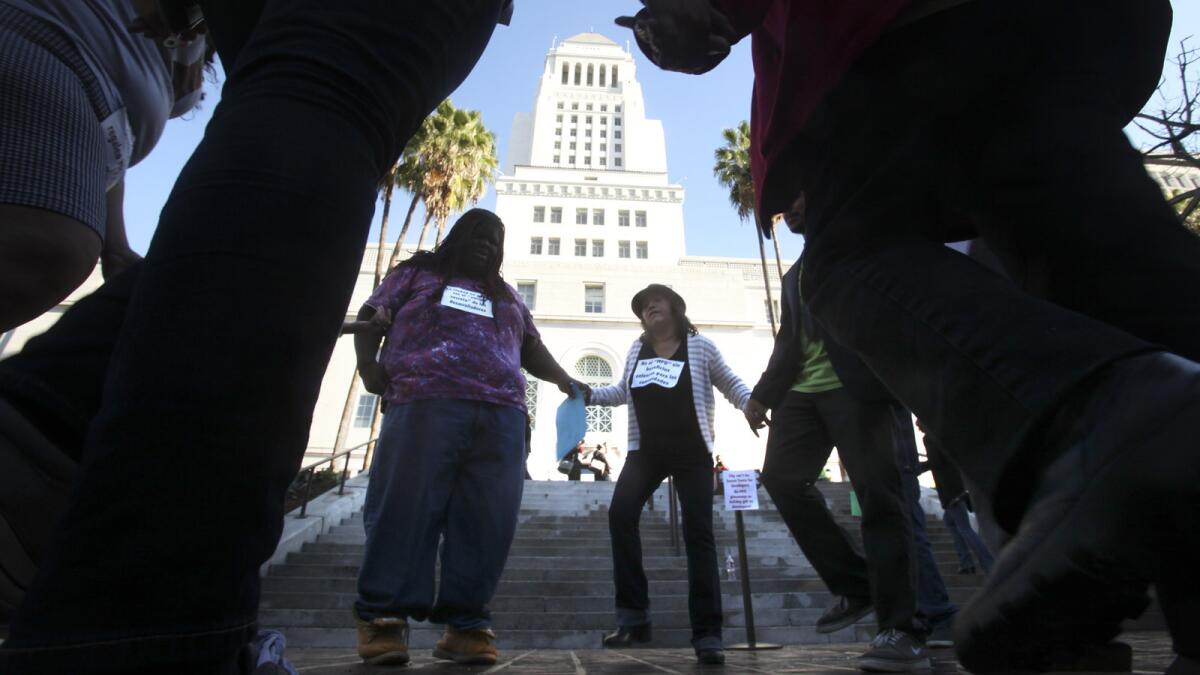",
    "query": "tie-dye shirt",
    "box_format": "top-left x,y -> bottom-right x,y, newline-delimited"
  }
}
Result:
366,266 -> 538,411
